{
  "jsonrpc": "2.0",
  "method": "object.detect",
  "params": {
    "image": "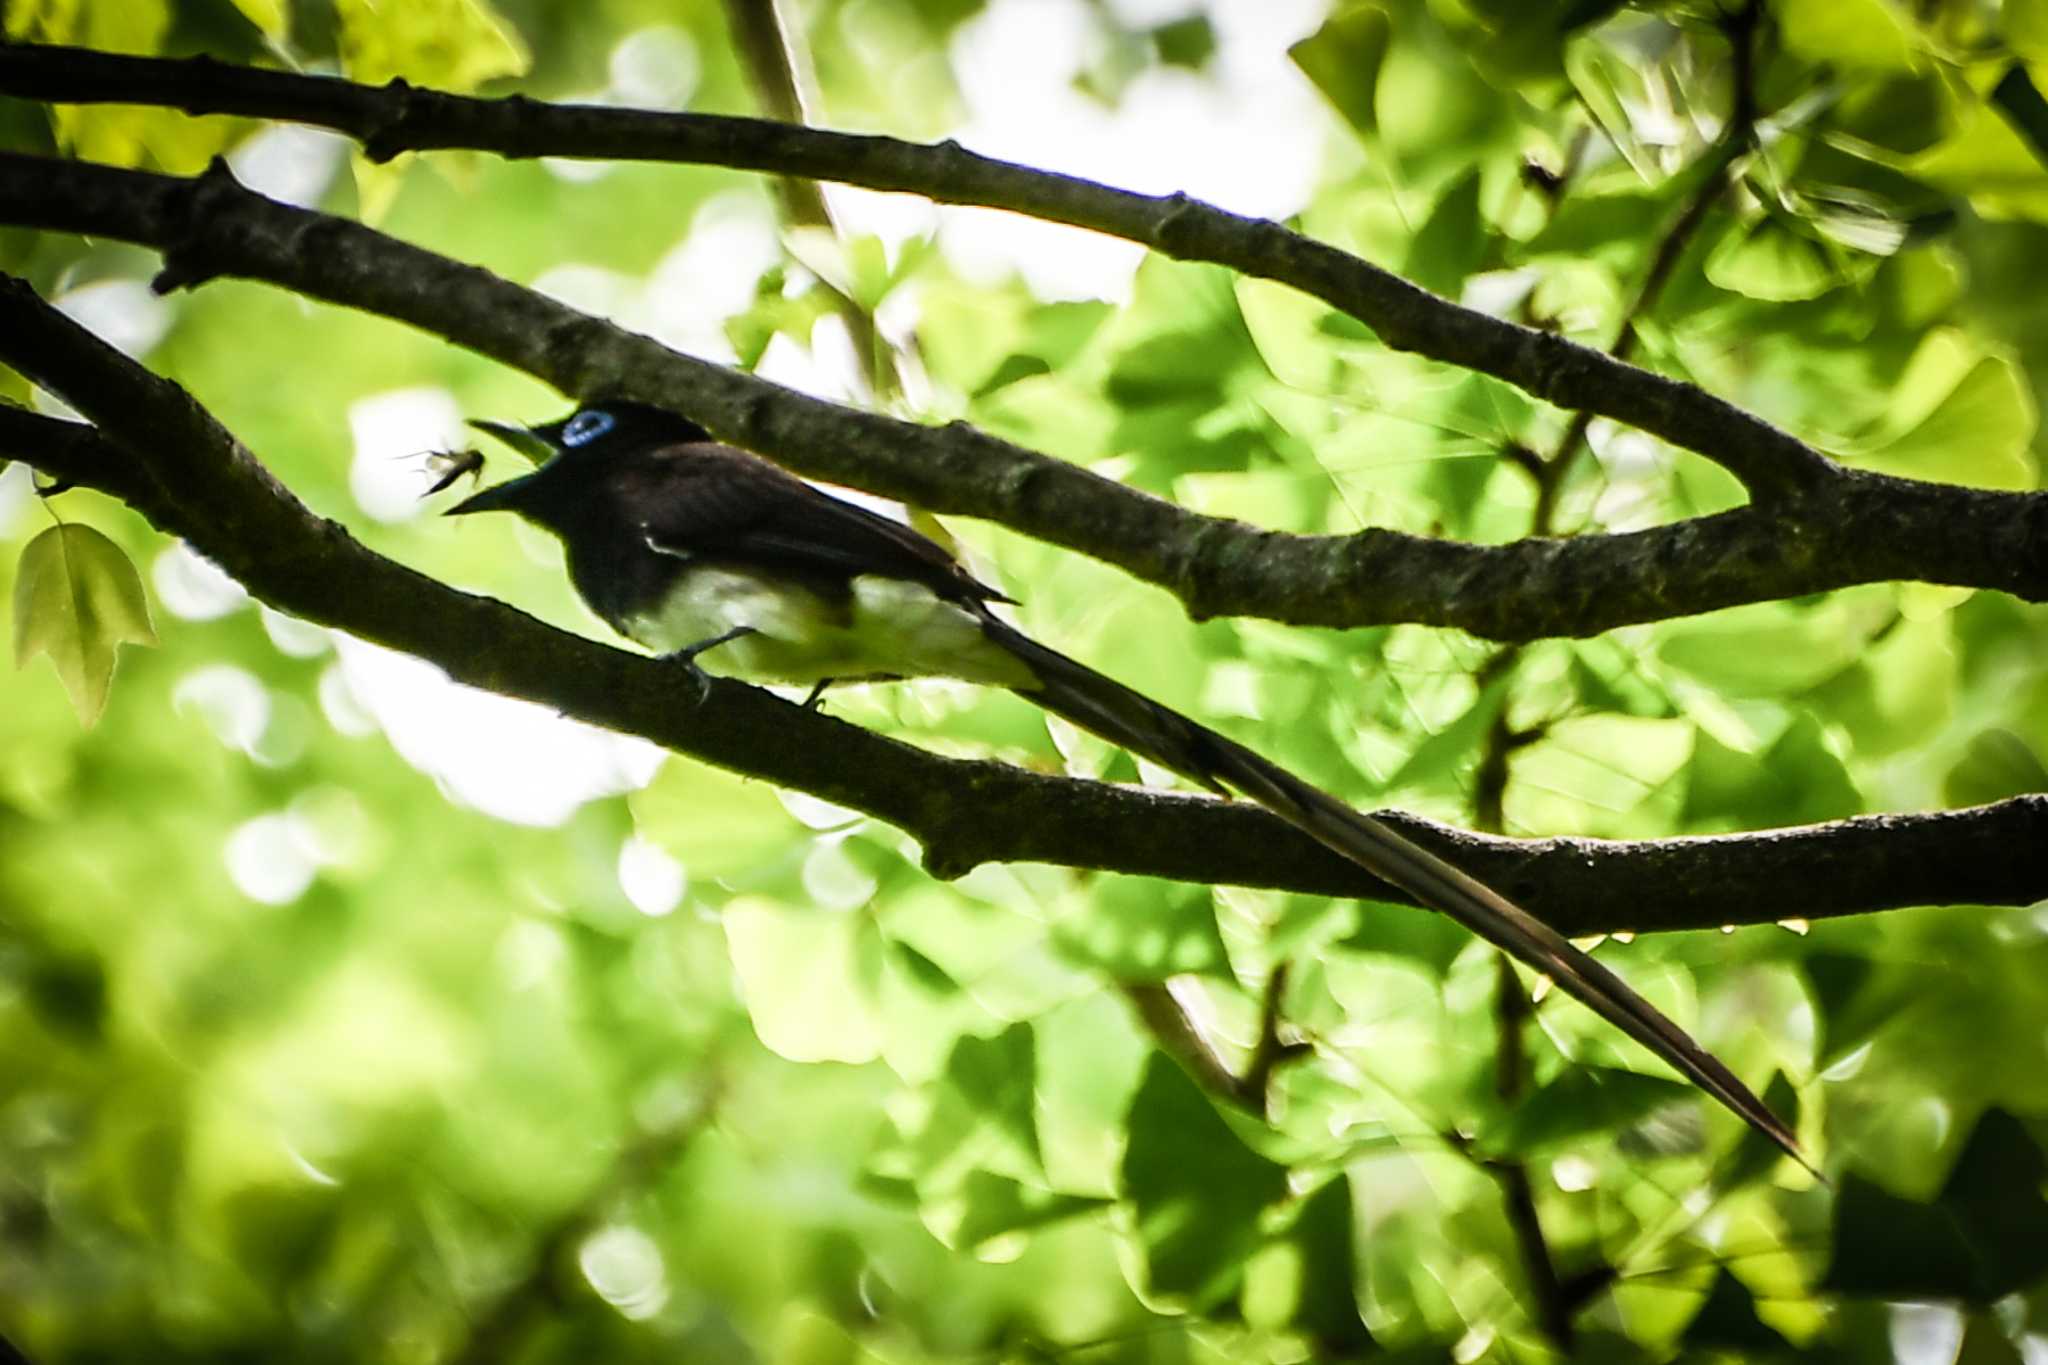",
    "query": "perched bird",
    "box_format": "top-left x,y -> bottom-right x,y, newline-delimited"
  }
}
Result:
448,400 -> 1800,1163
